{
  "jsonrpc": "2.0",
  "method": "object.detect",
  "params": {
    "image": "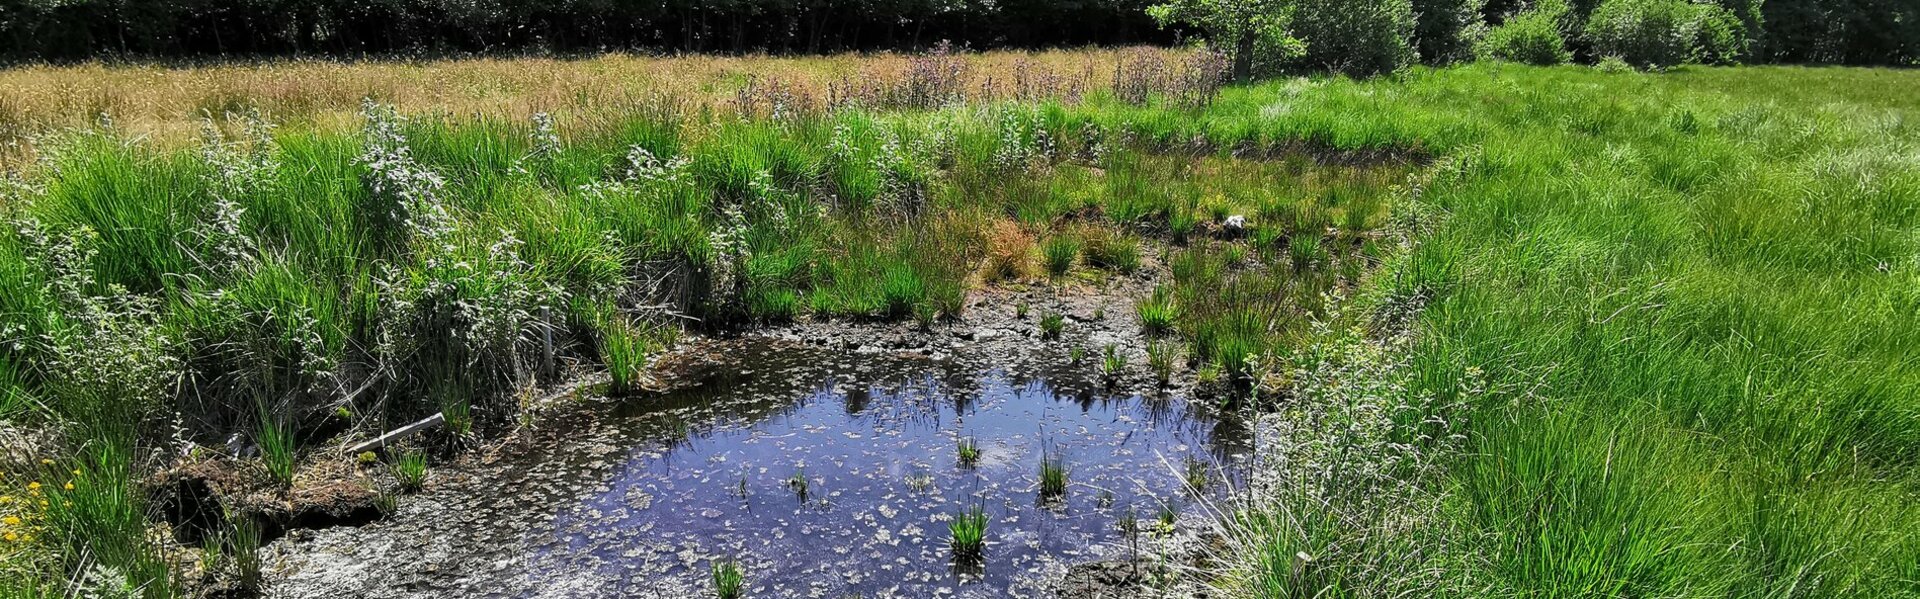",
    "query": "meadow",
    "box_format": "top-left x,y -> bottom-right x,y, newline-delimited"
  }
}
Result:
0,47 -> 1916,598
